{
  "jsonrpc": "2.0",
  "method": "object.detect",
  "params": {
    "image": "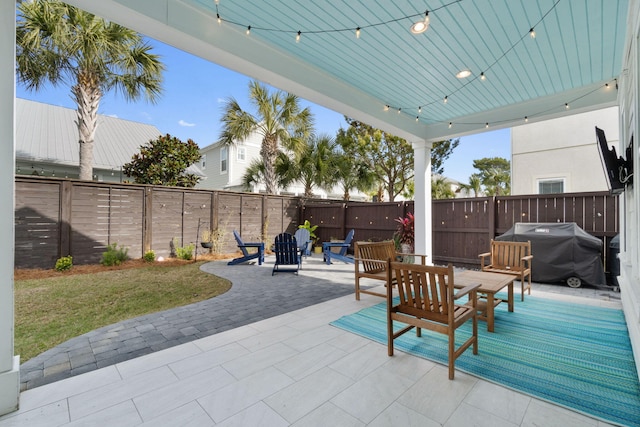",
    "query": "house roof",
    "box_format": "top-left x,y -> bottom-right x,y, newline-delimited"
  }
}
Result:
16,98 -> 204,176
16,98 -> 162,170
